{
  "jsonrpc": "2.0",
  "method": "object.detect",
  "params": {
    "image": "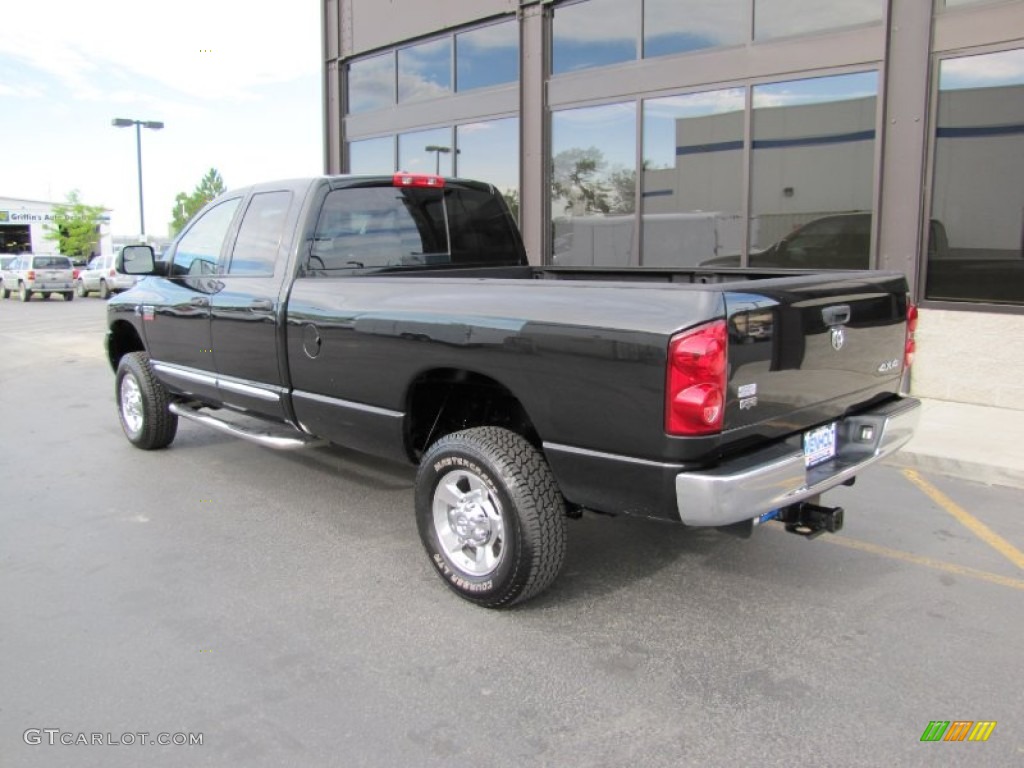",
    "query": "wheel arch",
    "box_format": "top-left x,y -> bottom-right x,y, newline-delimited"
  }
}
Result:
404,368 -> 542,461
106,319 -> 145,373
